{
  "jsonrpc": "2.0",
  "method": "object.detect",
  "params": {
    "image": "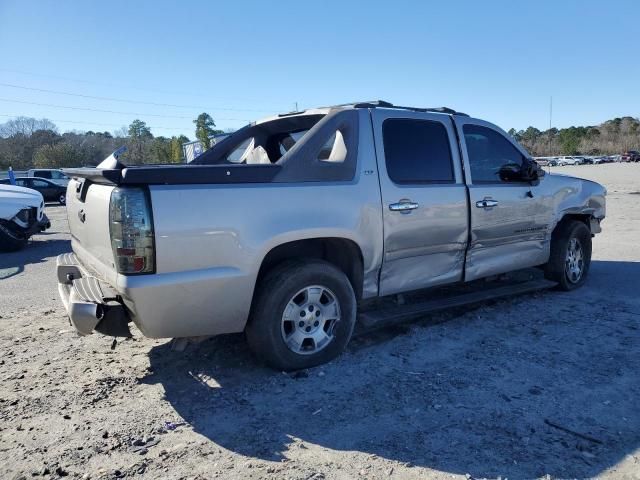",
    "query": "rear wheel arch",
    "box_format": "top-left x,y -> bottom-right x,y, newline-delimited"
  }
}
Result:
255,237 -> 365,301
